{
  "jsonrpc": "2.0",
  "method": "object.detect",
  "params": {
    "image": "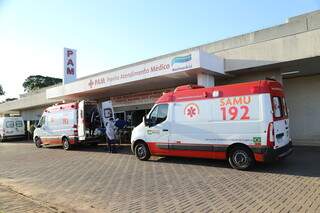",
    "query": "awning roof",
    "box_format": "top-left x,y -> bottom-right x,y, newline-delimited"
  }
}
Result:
47,49 -> 224,100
